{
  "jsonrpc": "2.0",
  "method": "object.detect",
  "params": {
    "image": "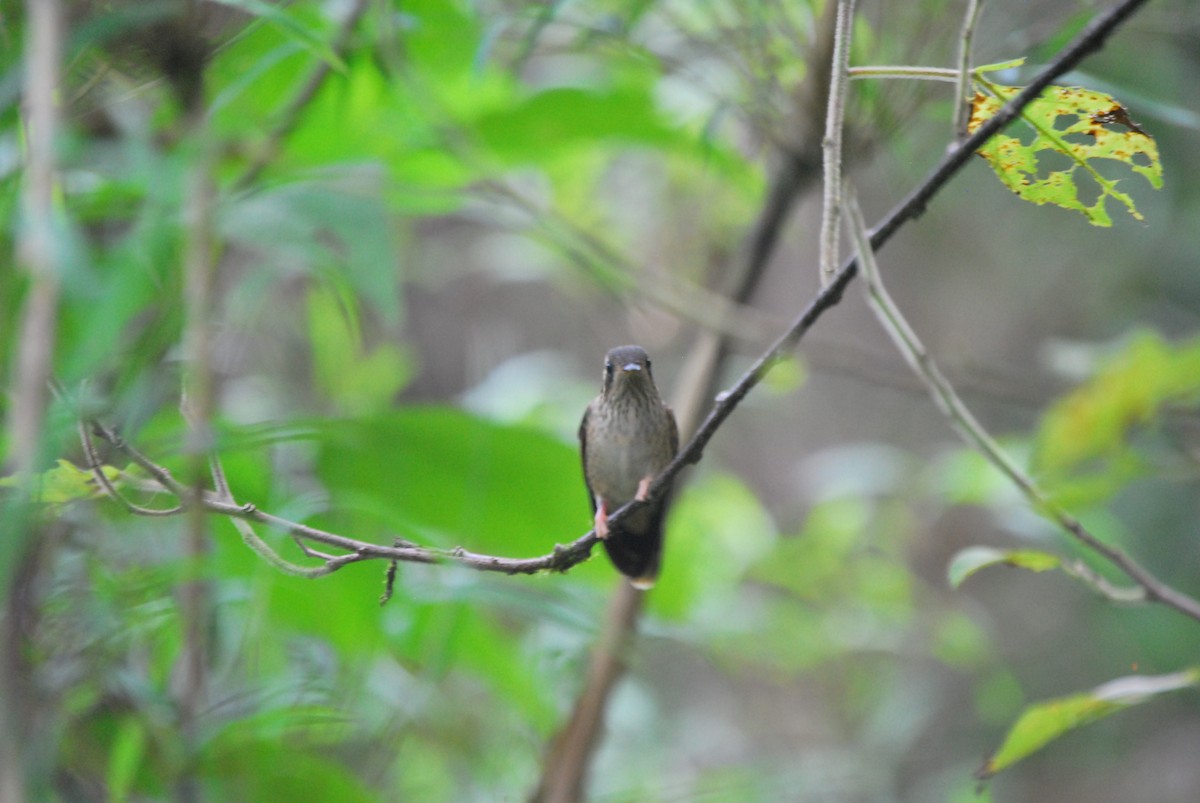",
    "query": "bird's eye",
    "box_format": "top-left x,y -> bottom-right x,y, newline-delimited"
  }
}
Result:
604,361 -> 613,380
